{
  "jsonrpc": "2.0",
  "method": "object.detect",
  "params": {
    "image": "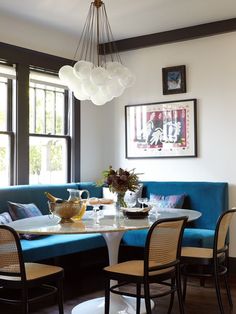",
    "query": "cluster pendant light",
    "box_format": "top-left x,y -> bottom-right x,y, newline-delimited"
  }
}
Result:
59,0 -> 135,106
